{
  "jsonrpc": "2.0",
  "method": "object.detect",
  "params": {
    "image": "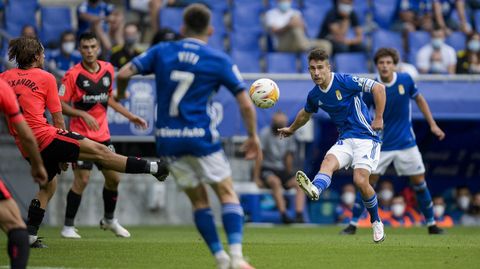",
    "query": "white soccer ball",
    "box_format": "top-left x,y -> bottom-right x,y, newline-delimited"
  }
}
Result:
248,78 -> 280,109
